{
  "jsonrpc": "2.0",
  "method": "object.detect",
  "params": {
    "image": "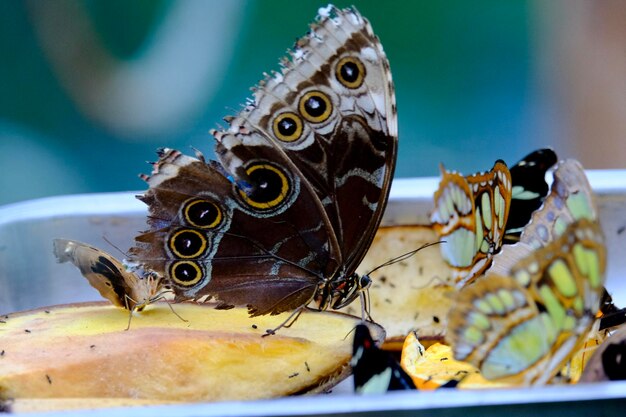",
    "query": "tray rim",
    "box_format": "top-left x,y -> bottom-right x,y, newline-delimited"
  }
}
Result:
2,169 -> 625,225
